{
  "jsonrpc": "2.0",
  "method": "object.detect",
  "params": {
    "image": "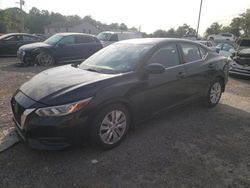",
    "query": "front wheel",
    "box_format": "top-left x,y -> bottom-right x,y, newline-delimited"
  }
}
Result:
205,79 -> 223,107
90,104 -> 130,150
37,52 -> 55,66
